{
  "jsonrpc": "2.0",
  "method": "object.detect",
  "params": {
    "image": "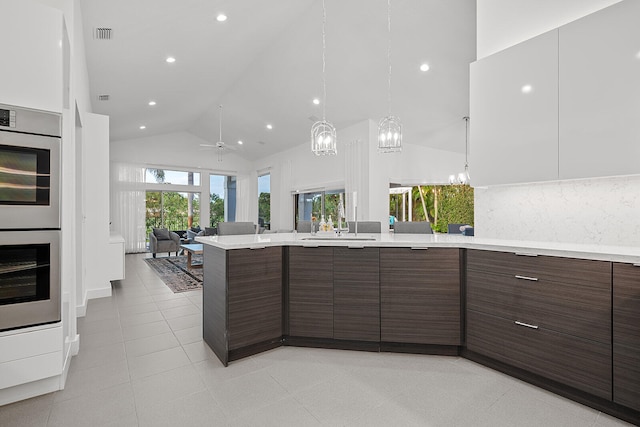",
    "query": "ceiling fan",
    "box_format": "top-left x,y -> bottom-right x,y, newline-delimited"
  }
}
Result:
199,104 -> 236,162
